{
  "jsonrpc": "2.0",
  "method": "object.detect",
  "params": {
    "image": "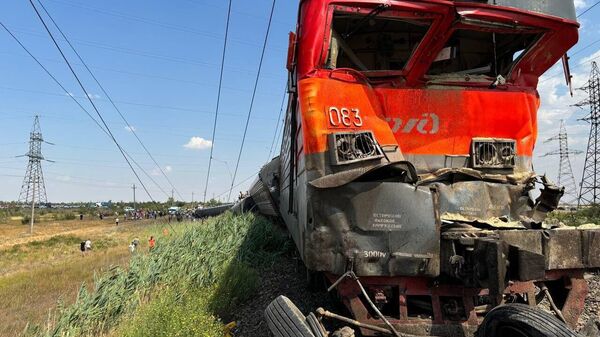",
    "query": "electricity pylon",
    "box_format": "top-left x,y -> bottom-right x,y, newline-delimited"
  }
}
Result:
18,115 -> 53,233
574,62 -> 600,207
542,120 -> 582,205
